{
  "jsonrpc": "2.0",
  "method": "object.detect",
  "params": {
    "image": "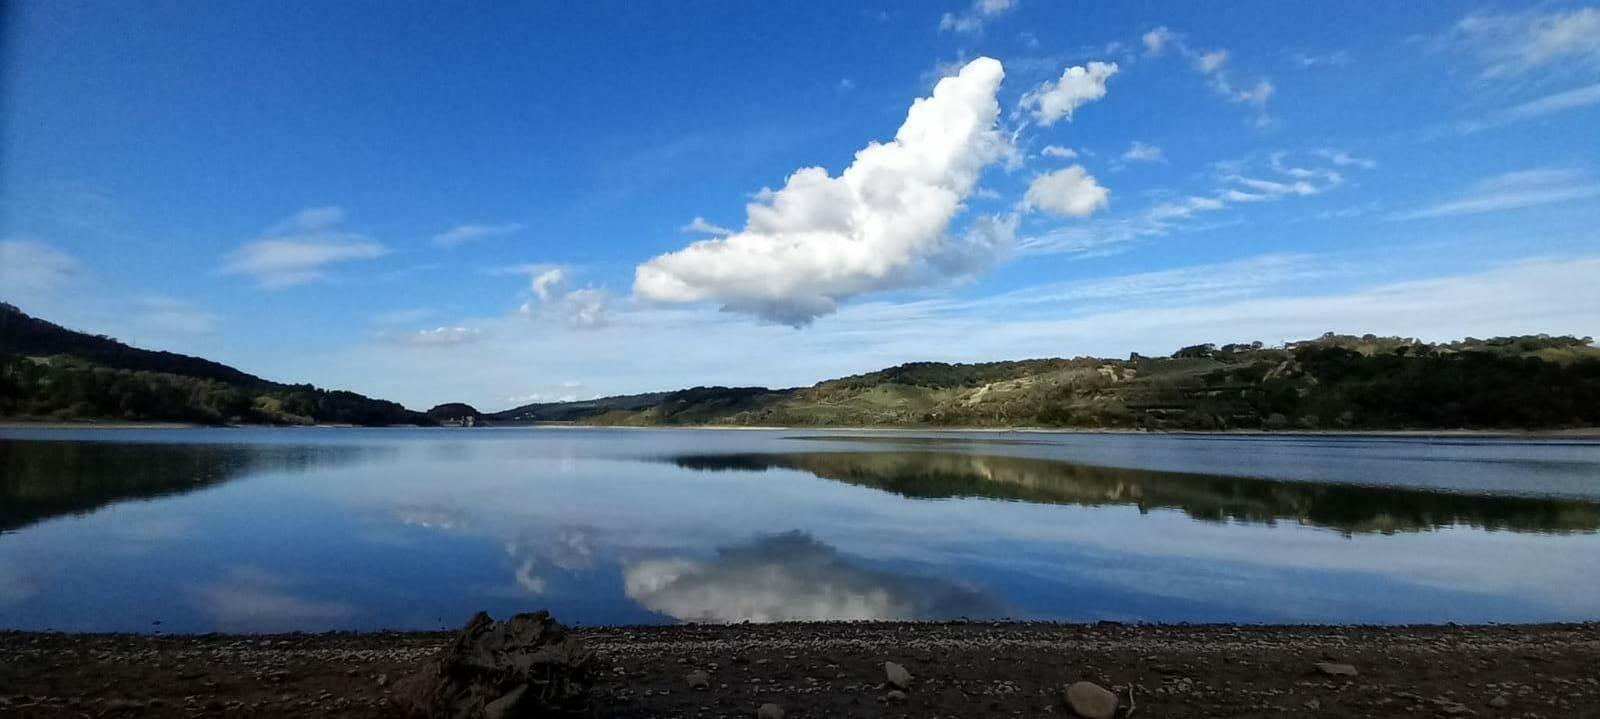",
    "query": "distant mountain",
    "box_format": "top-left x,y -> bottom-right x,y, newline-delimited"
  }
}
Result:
483,333 -> 1600,431
0,303 -> 432,426
489,391 -> 672,422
